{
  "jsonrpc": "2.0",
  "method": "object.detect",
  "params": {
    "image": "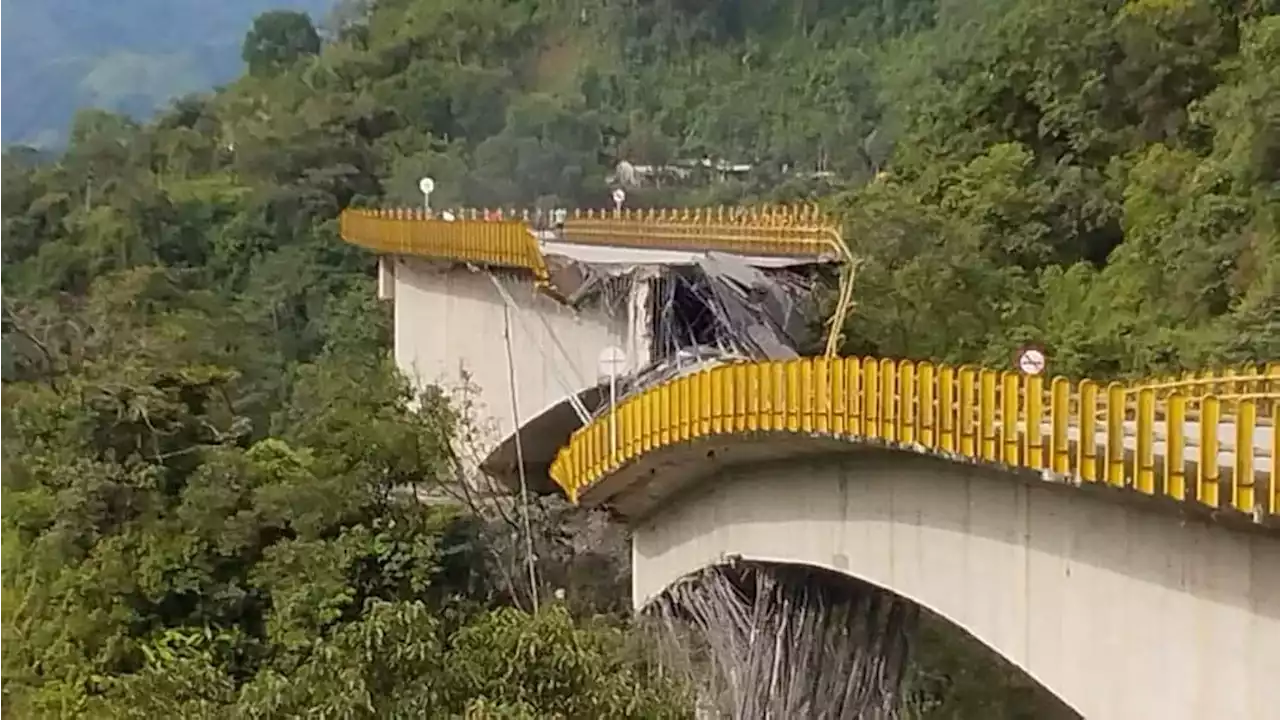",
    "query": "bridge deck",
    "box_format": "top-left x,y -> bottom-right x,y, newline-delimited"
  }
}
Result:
548,358 -> 1278,527
534,233 -> 820,267
338,207 -> 848,289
